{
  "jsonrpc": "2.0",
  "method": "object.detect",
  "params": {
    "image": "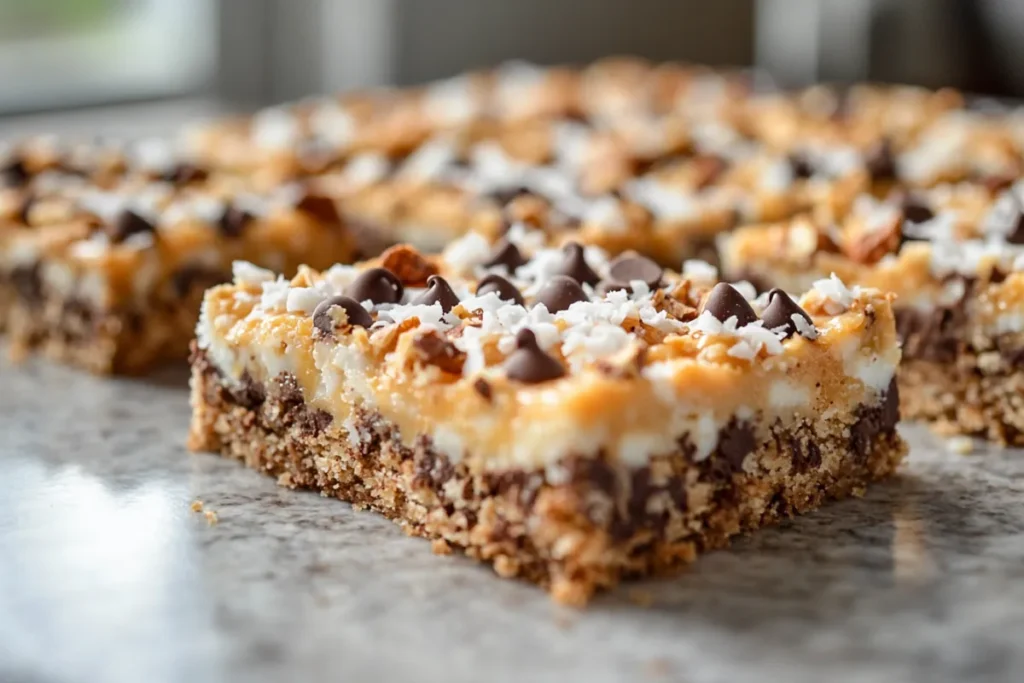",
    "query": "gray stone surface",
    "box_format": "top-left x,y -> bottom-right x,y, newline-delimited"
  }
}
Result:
2,357 -> 1024,683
